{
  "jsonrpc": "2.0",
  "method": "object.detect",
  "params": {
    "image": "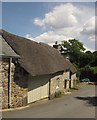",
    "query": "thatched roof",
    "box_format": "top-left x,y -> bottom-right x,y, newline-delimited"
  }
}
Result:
0,29 -> 77,76
65,59 -> 77,74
